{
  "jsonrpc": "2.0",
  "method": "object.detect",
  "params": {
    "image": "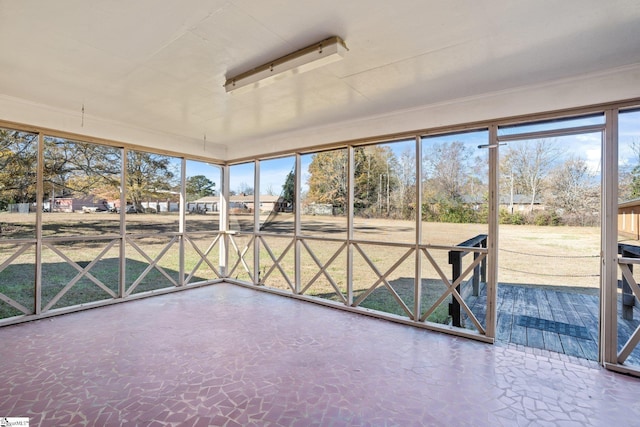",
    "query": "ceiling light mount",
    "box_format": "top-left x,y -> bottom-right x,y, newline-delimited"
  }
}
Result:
224,36 -> 347,94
